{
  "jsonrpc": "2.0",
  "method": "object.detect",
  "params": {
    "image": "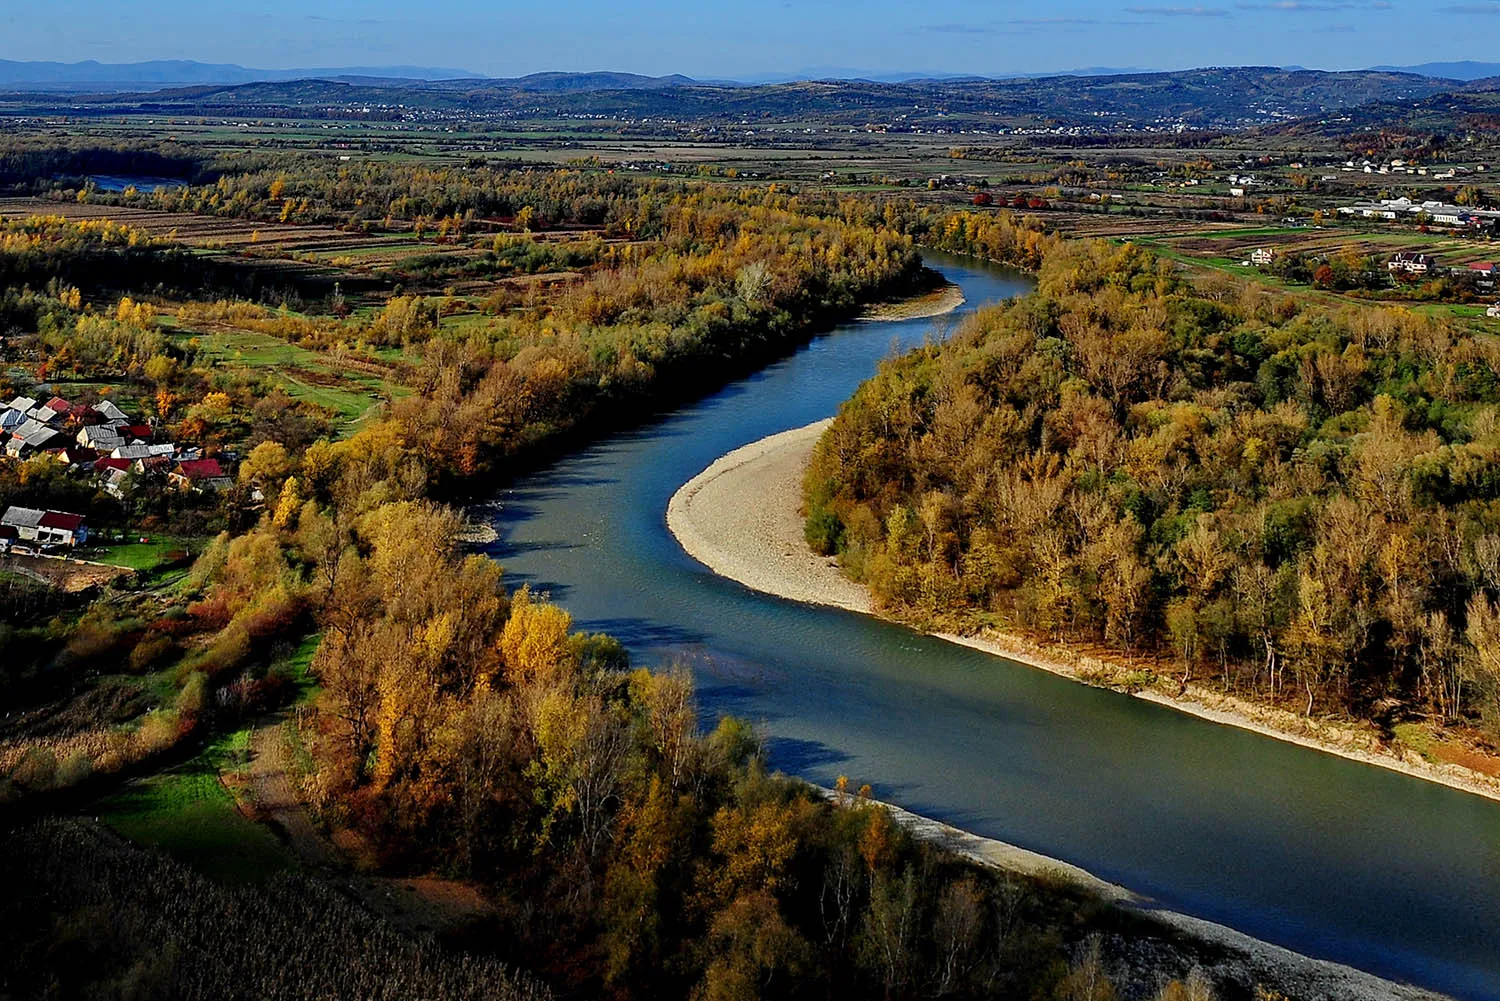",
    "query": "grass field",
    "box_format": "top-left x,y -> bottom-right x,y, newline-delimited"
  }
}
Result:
177,327 -> 395,428
97,727 -> 295,884
93,535 -> 200,572
282,632 -> 323,707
